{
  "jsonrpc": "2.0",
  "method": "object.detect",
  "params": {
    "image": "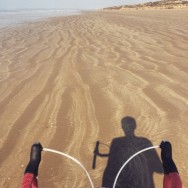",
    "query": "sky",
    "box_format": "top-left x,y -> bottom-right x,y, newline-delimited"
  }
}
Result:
0,0 -> 158,10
